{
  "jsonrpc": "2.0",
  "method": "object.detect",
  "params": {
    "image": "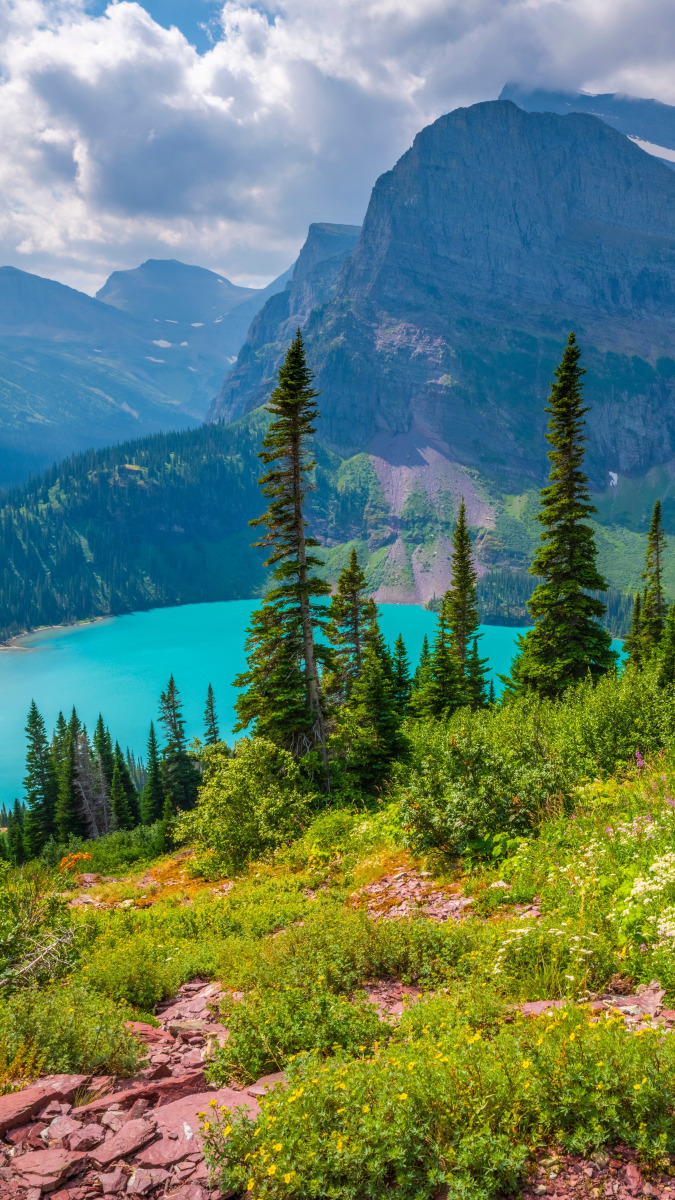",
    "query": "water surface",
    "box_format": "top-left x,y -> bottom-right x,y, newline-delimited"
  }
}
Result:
0,601 -> 530,803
